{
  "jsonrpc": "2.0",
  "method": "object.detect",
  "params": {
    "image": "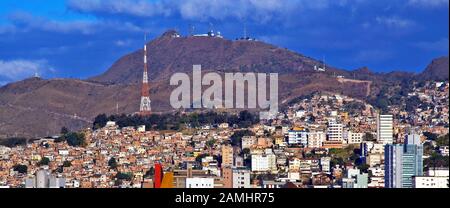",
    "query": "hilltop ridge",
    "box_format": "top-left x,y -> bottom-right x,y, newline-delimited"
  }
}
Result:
0,30 -> 448,138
